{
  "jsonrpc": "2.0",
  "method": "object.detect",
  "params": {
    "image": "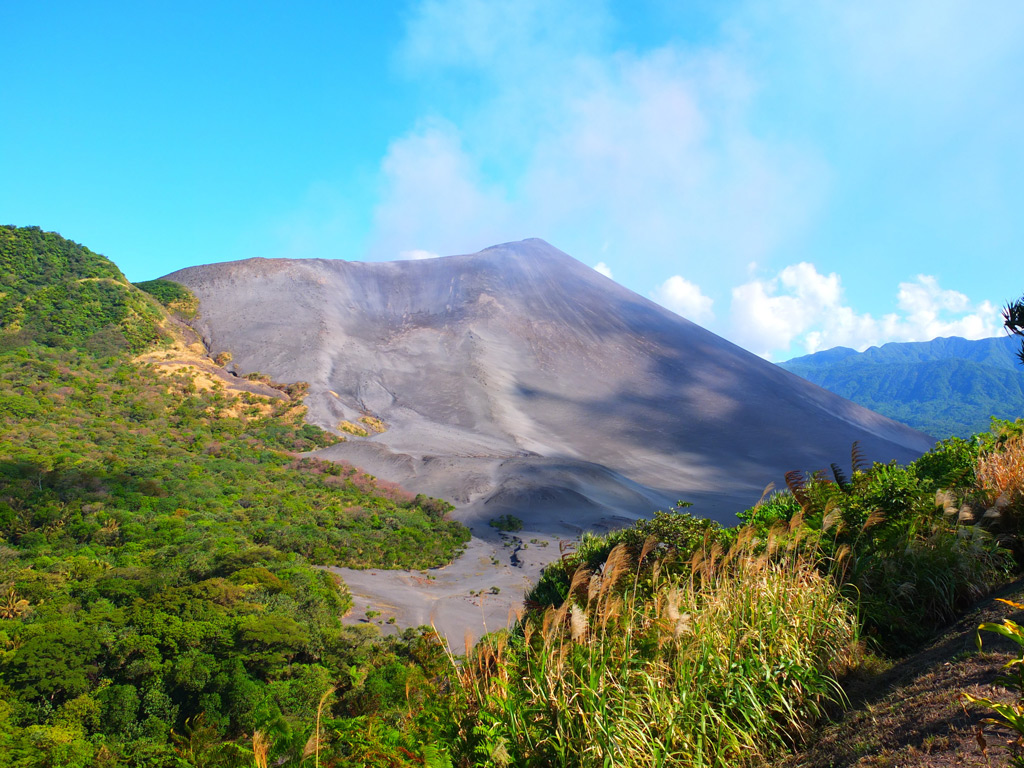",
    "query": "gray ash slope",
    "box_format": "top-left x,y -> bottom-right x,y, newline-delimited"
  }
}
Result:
167,238 -> 933,530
